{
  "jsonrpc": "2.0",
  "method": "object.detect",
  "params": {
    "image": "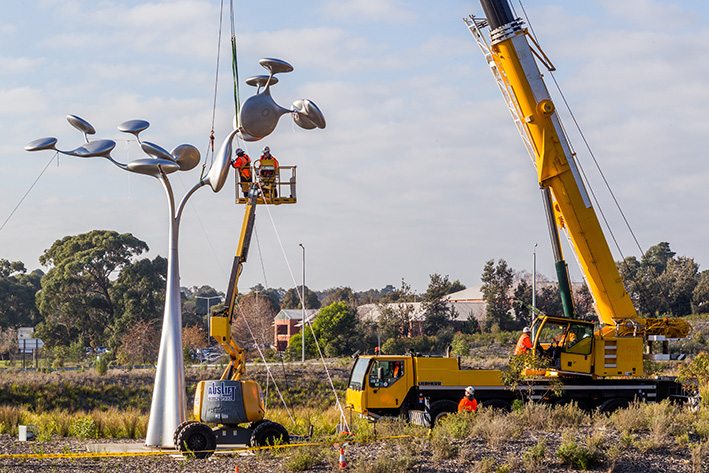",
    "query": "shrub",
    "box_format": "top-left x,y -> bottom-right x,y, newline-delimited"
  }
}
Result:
351,450 -> 416,473
522,437 -> 546,472
437,411 -> 476,440
96,355 -> 108,376
471,410 -> 521,446
0,405 -> 21,435
430,435 -> 457,460
70,416 -> 98,439
556,430 -> 598,470
608,401 -> 646,433
283,446 -> 322,472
